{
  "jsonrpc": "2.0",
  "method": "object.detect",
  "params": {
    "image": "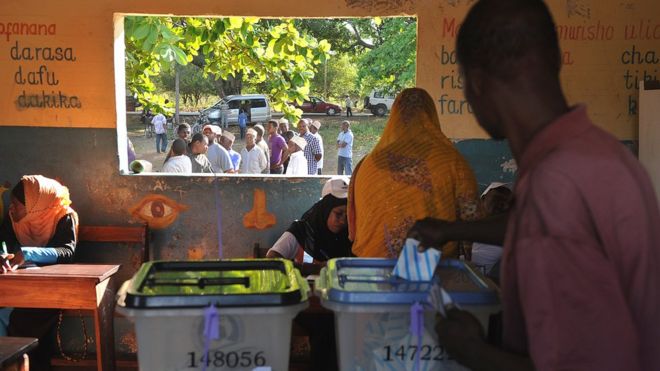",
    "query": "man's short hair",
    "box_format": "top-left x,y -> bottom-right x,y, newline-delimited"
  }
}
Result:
177,123 -> 191,133
171,138 -> 187,156
456,0 -> 561,80
191,133 -> 206,144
